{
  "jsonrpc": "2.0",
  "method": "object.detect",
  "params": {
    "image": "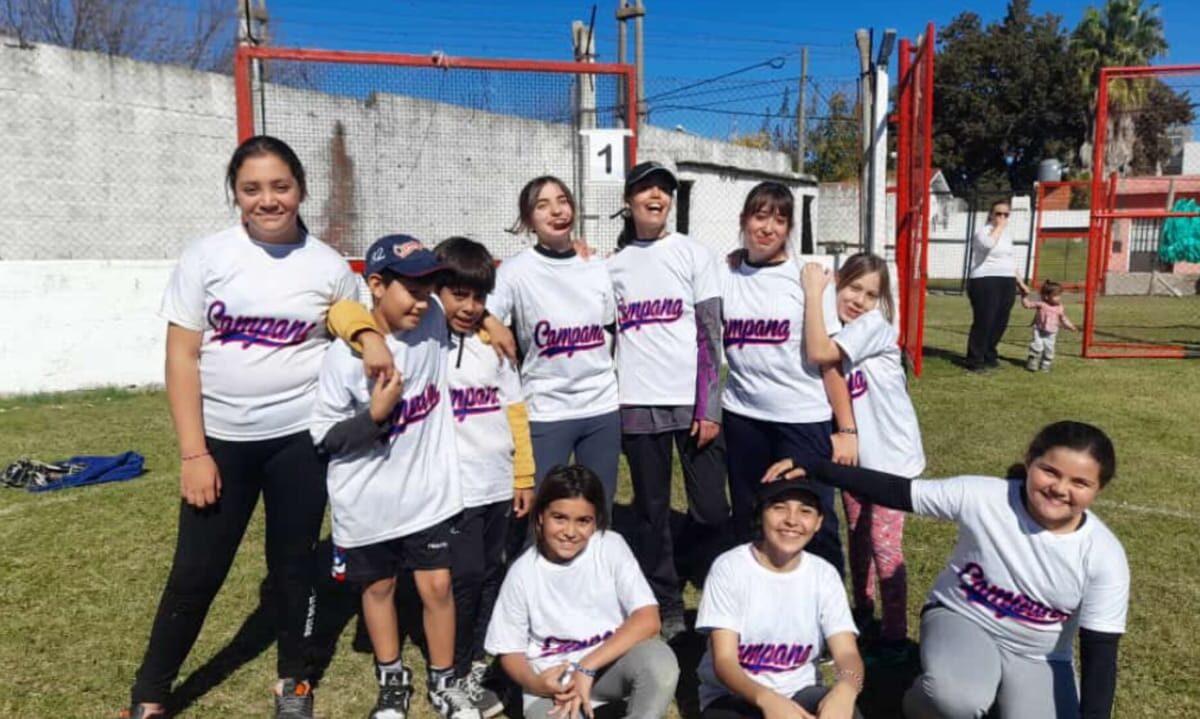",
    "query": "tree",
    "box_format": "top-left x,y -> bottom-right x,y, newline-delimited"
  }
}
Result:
806,90 -> 858,182
1,0 -> 234,72
1070,0 -> 1169,178
933,0 -> 1089,195
1130,80 -> 1193,175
